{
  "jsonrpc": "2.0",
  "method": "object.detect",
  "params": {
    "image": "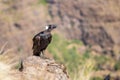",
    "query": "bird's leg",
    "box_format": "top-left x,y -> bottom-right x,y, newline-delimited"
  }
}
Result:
40,51 -> 44,58
40,51 -> 42,56
40,51 -> 48,59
